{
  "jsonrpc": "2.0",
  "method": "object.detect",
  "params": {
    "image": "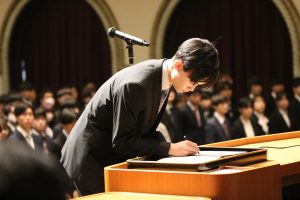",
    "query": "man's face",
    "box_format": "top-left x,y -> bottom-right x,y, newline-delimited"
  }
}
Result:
215,102 -> 229,115
170,60 -> 205,93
